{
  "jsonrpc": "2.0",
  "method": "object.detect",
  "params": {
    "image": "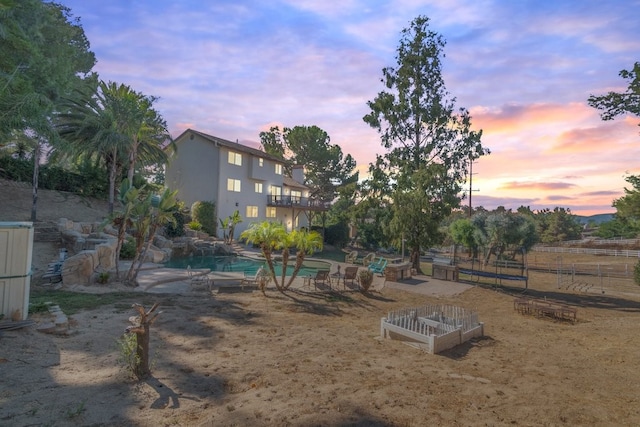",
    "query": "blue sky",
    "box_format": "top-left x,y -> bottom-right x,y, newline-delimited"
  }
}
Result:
59,0 -> 640,215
